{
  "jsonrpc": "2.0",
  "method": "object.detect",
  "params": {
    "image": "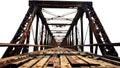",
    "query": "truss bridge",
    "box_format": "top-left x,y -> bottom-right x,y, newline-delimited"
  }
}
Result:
0,0 -> 120,68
